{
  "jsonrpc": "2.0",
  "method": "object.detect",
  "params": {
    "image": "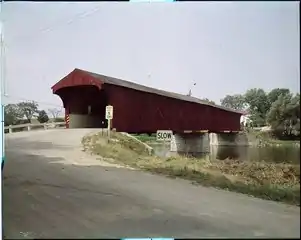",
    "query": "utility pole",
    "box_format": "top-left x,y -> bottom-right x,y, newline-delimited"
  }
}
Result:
187,82 -> 196,96
0,1 -> 4,238
0,0 -> 4,167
